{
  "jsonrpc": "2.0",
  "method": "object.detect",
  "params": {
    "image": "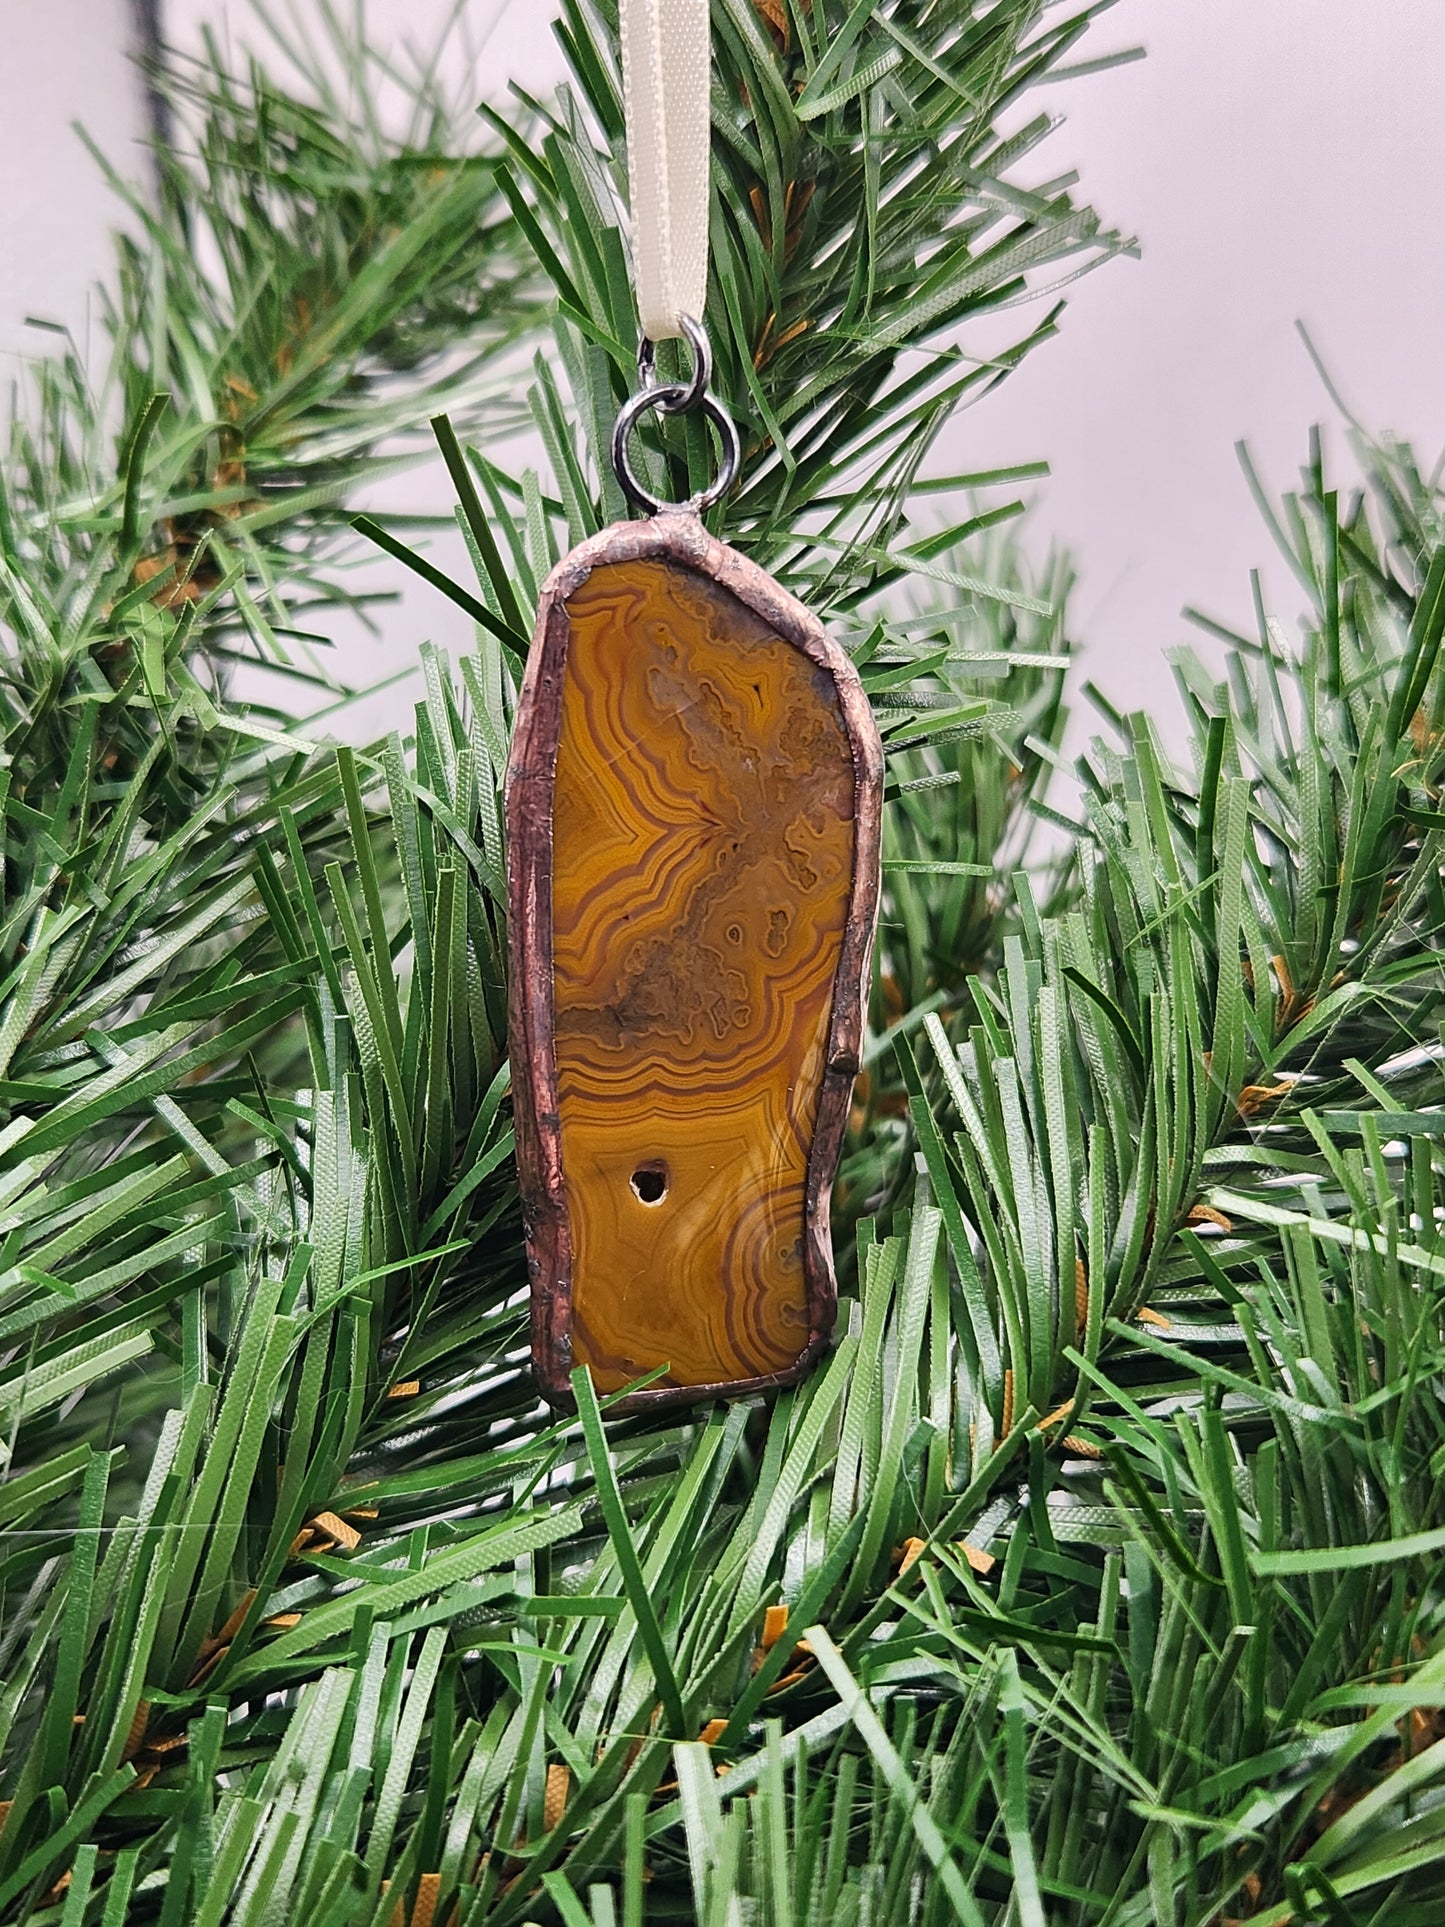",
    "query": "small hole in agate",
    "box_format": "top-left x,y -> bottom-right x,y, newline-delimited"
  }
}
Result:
630,1163 -> 668,1206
